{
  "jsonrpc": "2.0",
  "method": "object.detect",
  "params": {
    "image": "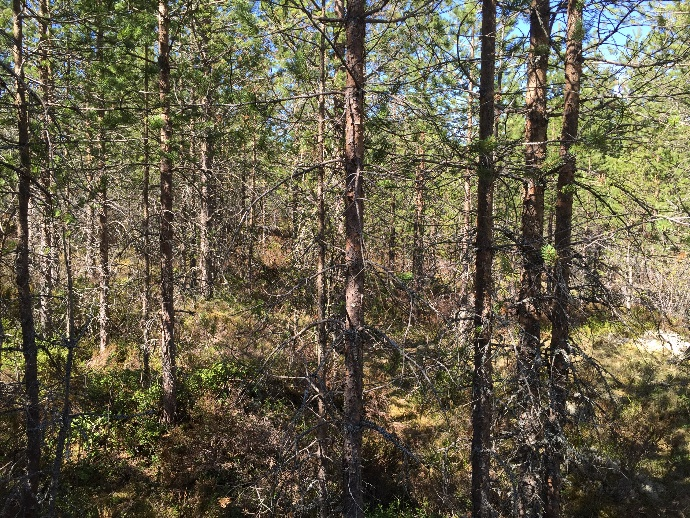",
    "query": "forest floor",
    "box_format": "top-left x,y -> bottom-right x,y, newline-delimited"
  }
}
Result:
2,299 -> 690,516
